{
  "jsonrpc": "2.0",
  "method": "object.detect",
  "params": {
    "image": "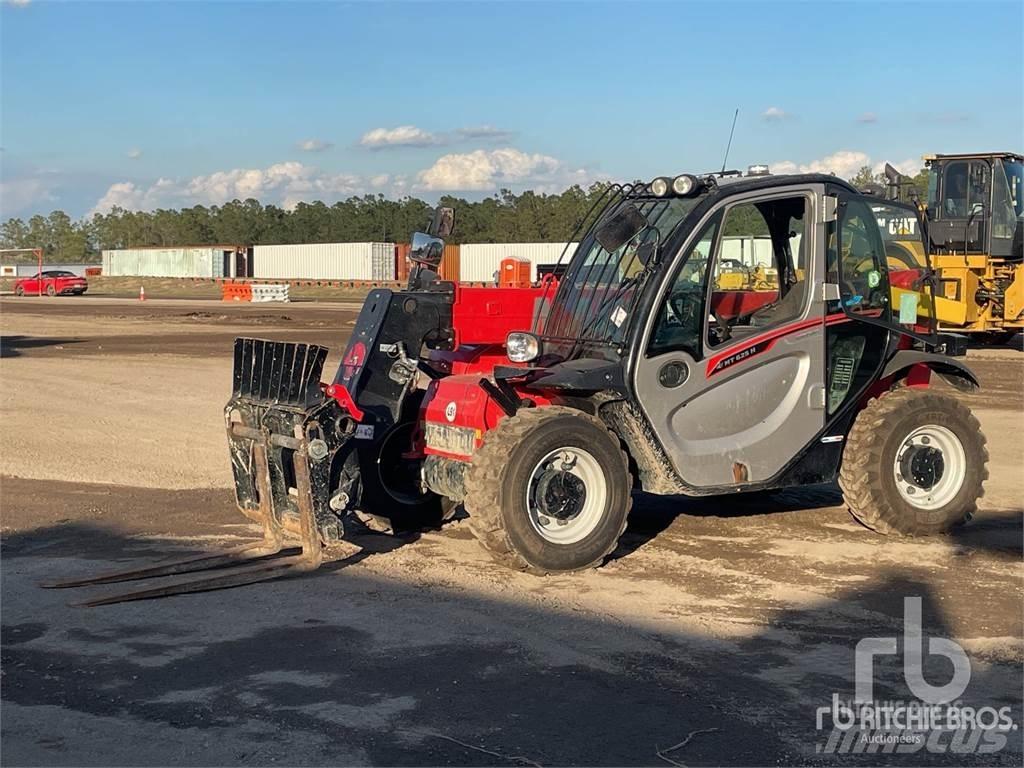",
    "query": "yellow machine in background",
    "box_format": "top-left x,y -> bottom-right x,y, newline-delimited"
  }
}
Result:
879,152 -> 1023,344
